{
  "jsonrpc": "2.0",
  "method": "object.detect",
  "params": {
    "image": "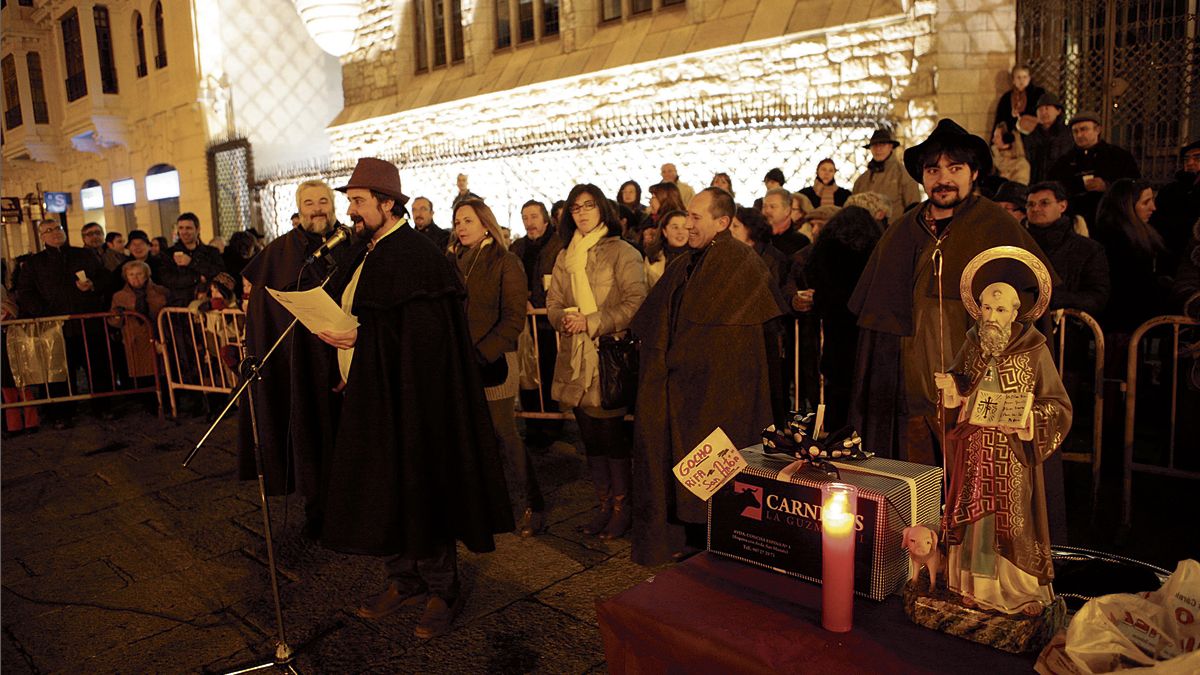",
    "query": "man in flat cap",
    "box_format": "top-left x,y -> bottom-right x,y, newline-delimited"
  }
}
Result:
849,119 -> 1056,468
1048,112 -> 1140,231
852,128 -> 922,224
316,157 -> 512,639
